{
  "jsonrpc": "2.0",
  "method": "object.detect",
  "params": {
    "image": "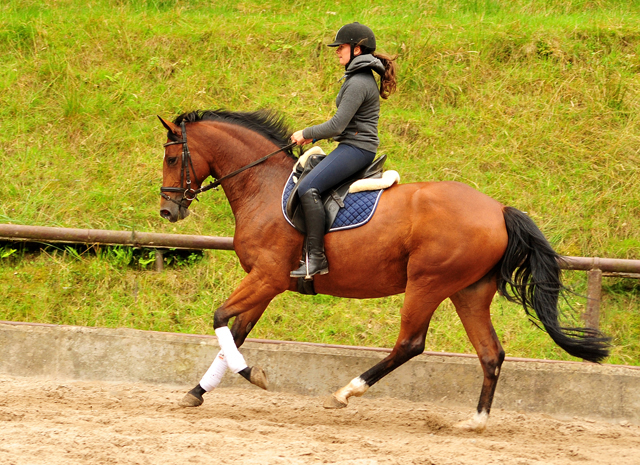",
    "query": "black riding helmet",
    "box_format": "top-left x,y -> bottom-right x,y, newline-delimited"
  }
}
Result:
328,22 -> 376,65
328,22 -> 376,51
